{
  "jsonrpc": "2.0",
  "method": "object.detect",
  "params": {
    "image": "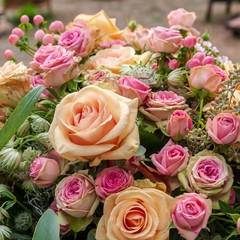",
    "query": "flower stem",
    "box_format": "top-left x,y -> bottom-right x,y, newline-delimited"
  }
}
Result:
16,199 -> 38,218
197,91 -> 207,128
